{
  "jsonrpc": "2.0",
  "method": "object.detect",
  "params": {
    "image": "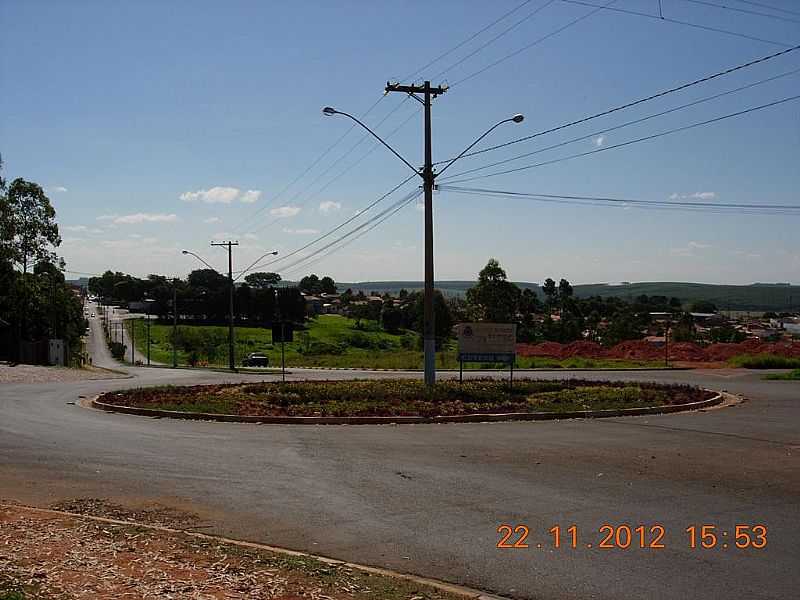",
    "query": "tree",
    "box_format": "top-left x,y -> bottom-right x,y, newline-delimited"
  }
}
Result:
542,278 -> 557,314
465,258 -> 521,322
381,304 -> 402,333
1,178 -> 61,274
412,290 -> 453,349
690,300 -> 717,314
320,276 -> 336,294
299,274 -> 321,294
519,288 -> 541,316
244,271 -> 281,289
